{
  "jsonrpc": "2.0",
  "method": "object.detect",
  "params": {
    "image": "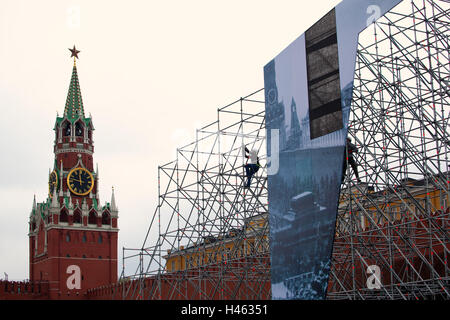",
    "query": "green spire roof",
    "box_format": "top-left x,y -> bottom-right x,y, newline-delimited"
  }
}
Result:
53,55 -> 93,130
54,61 -> 93,129
64,63 -> 85,121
